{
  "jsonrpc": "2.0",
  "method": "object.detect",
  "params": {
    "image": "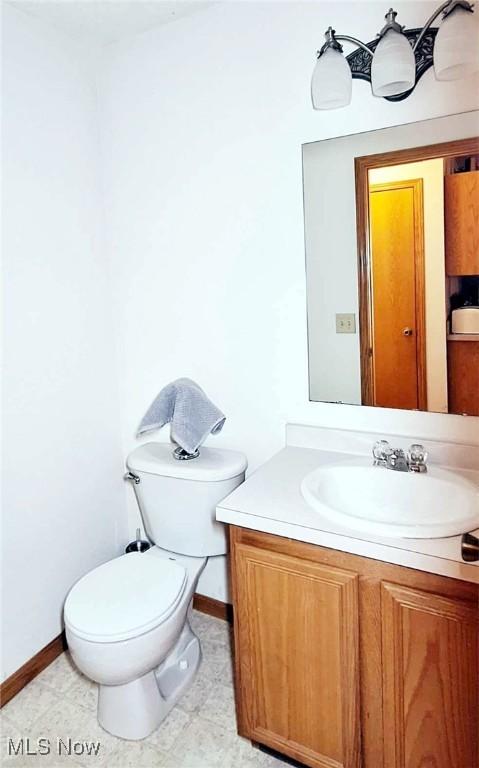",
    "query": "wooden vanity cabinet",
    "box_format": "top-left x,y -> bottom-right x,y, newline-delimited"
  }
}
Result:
230,526 -> 479,768
232,537 -> 361,768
